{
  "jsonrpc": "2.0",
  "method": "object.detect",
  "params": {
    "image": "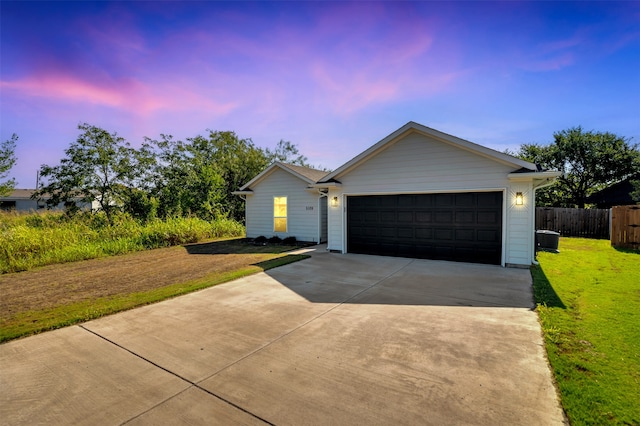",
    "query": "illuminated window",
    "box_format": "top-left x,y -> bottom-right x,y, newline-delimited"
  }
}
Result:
274,196 -> 287,232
